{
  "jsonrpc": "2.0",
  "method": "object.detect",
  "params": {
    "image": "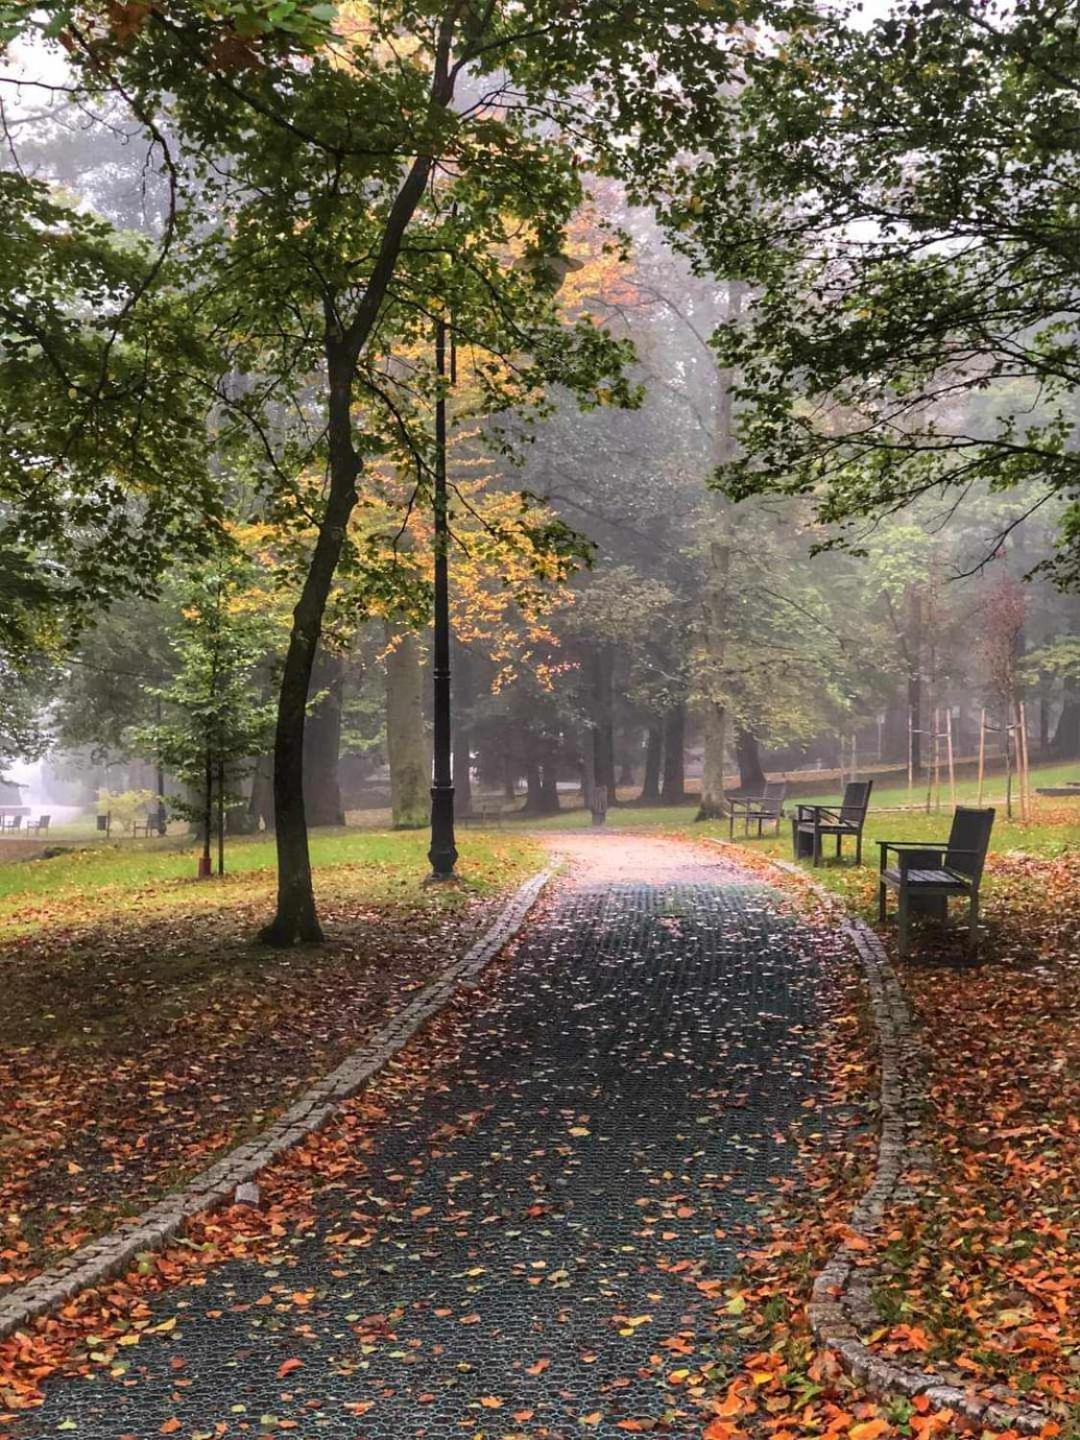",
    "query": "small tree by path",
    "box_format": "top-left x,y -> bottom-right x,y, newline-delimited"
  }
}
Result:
137,551 -> 276,875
